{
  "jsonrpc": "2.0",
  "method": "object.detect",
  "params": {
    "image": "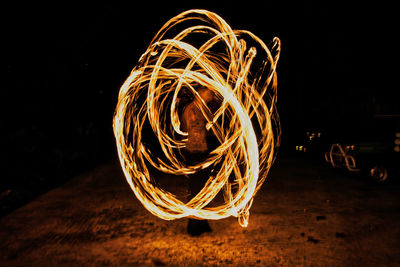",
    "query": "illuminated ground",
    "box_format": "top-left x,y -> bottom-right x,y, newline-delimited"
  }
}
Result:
1,157 -> 399,266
